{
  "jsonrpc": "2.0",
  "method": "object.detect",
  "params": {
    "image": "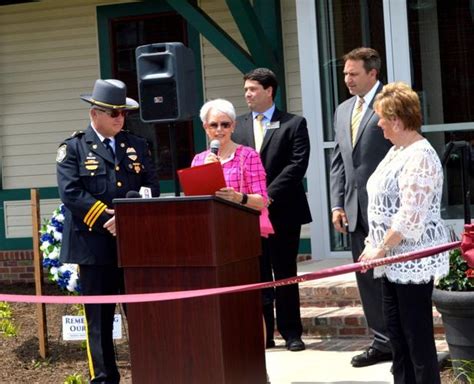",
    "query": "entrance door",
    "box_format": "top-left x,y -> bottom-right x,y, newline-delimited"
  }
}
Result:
315,0 -> 388,254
